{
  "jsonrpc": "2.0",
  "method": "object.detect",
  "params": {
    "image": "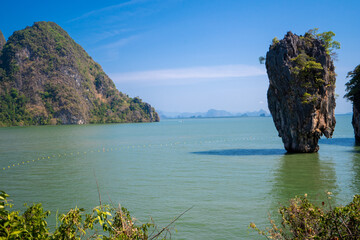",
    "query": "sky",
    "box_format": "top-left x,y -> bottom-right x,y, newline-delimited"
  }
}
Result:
1,0 -> 360,114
